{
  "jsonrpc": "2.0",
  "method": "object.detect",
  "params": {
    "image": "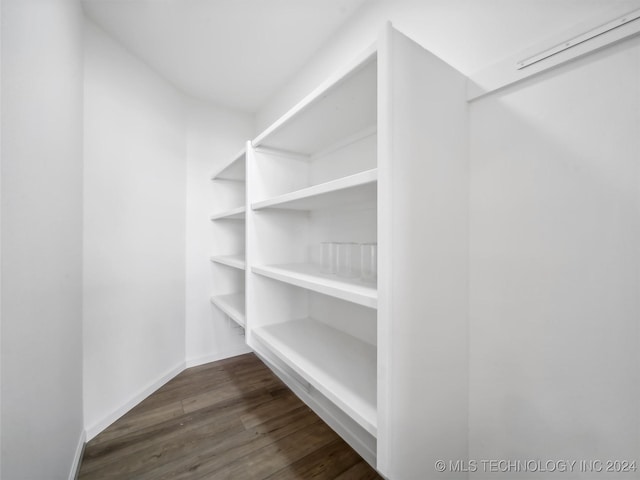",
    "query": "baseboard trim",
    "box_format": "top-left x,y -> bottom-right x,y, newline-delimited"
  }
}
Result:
84,360 -> 185,441
68,429 -> 86,480
185,344 -> 252,368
